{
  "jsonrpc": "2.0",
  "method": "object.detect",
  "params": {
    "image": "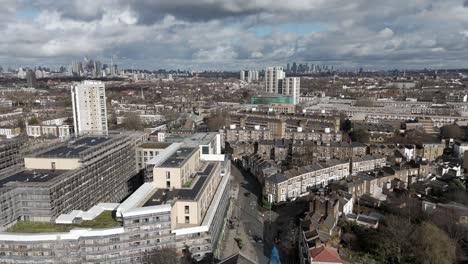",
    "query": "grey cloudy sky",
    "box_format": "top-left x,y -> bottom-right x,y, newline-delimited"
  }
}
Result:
2,0 -> 468,70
